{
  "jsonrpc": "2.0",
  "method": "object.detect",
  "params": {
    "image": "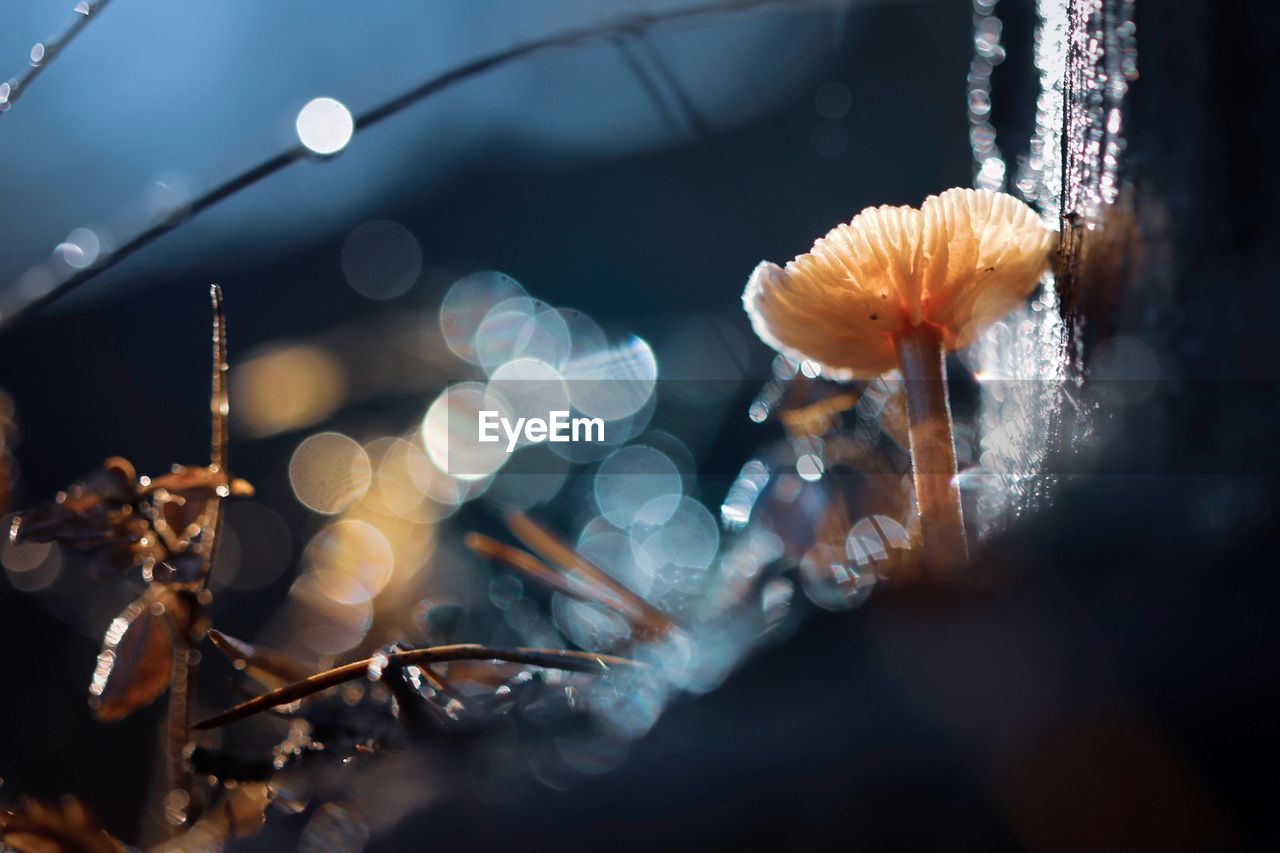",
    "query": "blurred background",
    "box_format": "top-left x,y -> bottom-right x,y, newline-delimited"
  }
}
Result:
2,0 -> 1278,850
